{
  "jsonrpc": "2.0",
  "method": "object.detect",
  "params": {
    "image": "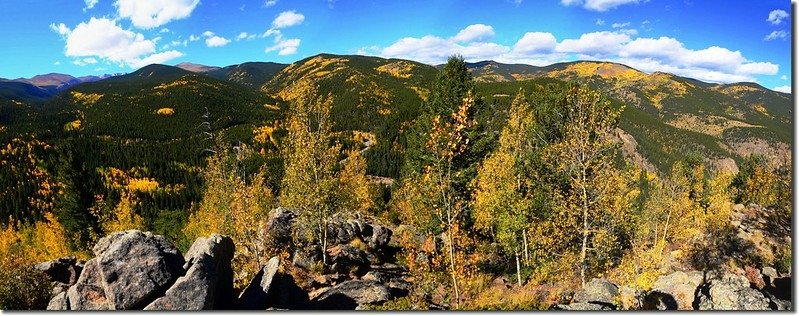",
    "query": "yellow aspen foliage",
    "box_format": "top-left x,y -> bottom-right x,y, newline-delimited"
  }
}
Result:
156,108 -> 175,116
338,149 -> 376,216
102,192 -> 145,234
127,178 -> 160,193
184,144 -> 275,289
280,87 -> 341,265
